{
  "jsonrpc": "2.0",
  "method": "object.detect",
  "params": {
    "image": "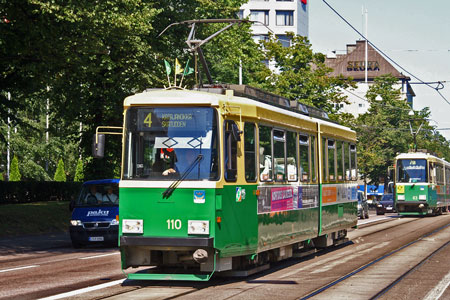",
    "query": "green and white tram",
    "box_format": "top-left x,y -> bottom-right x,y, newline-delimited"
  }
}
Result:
395,151 -> 450,216
99,85 -> 358,281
